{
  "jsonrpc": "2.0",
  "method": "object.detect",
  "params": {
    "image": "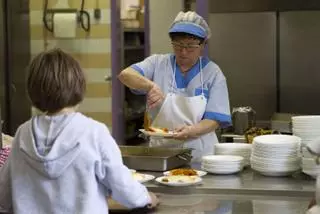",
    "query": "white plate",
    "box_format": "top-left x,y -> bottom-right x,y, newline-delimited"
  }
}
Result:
252,145 -> 299,151
251,154 -> 299,160
253,169 -> 298,177
251,163 -> 300,172
129,169 -> 136,173
139,129 -> 174,138
253,135 -> 301,145
292,115 -> 320,121
201,163 -> 243,169
202,155 -> 244,163
155,175 -> 202,186
202,166 -> 242,175
251,155 -> 300,163
215,143 -> 252,150
215,150 -> 251,155
163,169 -> 207,177
132,173 -> 155,183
